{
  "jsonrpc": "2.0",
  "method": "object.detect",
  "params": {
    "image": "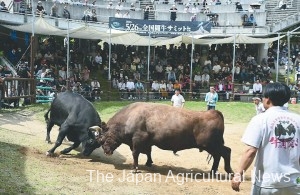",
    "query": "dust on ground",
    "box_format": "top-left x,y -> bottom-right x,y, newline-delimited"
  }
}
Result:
0,110 -> 252,195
